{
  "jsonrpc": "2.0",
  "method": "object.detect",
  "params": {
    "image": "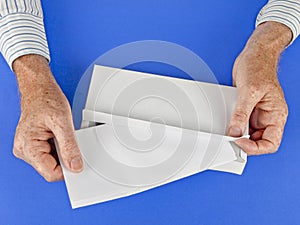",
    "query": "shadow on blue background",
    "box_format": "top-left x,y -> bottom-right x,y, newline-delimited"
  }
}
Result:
0,1 -> 299,225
